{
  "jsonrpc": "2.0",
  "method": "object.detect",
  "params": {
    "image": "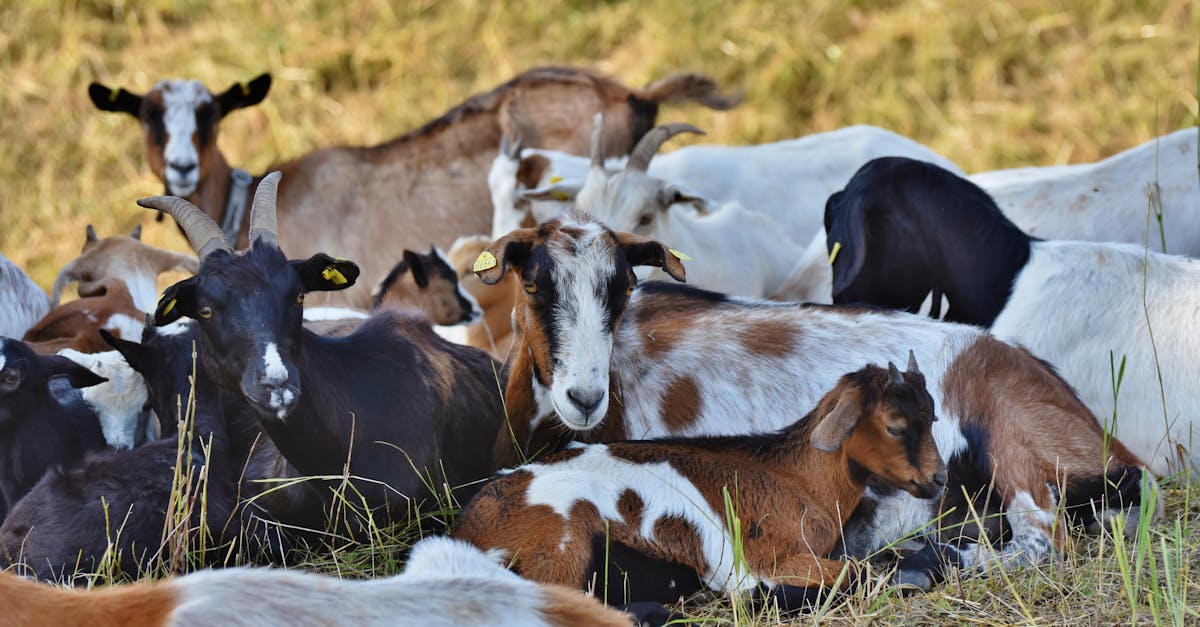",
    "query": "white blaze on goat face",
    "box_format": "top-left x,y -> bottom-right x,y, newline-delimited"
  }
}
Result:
262,342 -> 288,385
540,222 -> 618,430
156,79 -> 211,196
